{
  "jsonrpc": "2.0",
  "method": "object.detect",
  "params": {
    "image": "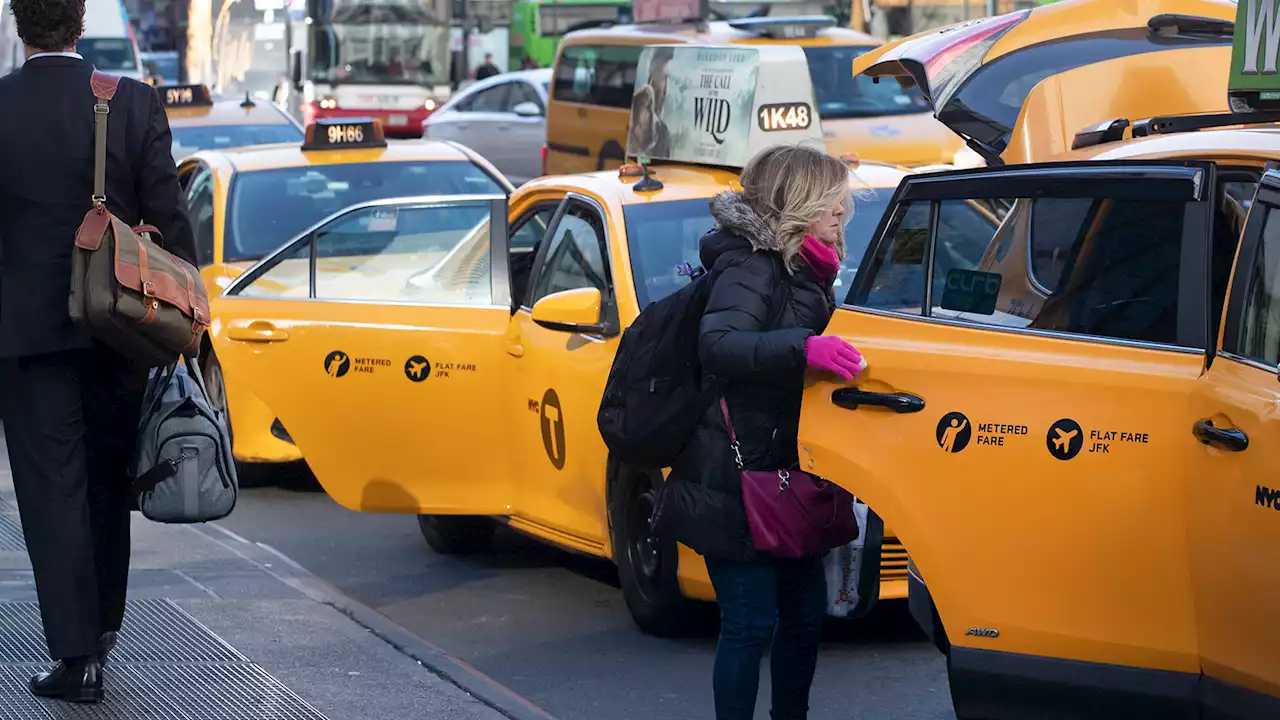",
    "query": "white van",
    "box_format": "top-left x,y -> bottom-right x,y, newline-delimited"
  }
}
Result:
77,0 -> 145,79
